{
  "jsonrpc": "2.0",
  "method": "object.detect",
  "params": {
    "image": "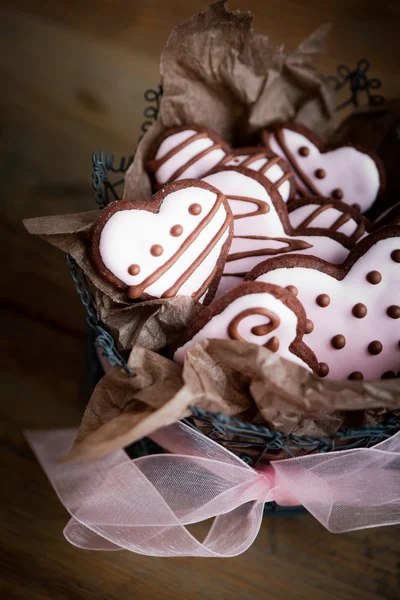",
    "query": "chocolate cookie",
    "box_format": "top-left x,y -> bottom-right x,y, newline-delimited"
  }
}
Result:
202,166 -> 354,297
246,226 -> 400,381
261,122 -> 385,213
172,280 -> 319,373
91,179 -> 233,304
287,196 -> 372,244
146,124 -> 296,202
